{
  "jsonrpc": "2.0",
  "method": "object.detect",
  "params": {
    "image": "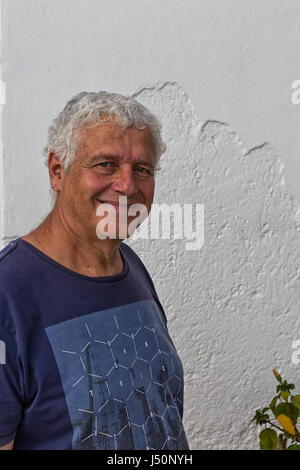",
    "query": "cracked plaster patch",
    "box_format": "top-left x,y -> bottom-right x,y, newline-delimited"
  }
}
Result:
127,82 -> 300,449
